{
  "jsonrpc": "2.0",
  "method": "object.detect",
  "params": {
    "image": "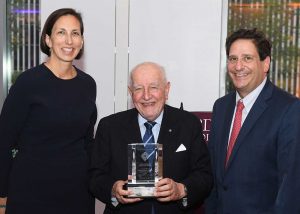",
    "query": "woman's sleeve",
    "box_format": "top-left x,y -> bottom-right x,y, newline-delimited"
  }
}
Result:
0,73 -> 32,197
